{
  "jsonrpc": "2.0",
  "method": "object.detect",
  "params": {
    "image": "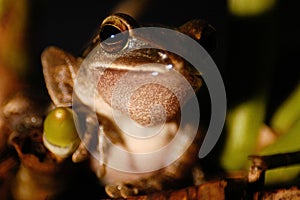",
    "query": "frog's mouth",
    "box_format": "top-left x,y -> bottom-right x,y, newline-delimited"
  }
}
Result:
89,48 -> 175,72
90,62 -> 170,74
